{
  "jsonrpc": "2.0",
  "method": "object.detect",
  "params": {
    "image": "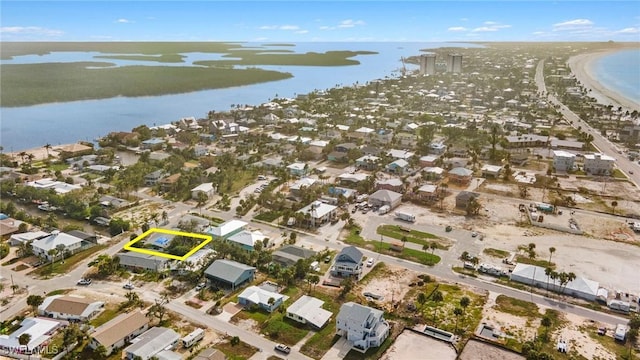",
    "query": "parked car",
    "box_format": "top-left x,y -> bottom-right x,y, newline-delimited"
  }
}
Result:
366,258 -> 375,267
195,282 -> 206,291
123,283 -> 134,290
275,344 -> 291,354
324,256 -> 331,263
77,278 -> 92,286
471,231 -> 478,237
257,175 -> 267,180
